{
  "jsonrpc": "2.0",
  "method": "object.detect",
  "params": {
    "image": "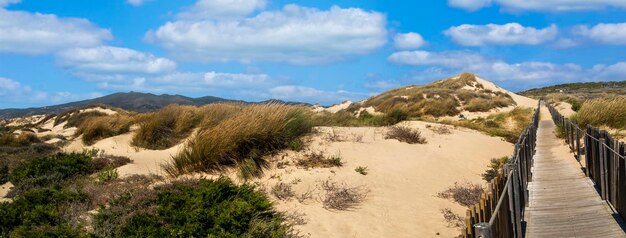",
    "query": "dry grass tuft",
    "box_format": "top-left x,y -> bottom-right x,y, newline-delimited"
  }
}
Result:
436,182 -> 484,207
0,132 -> 41,147
385,126 -> 427,144
441,208 -> 465,228
295,151 -> 343,169
163,104 -> 312,178
440,107 -> 533,143
572,97 -> 626,129
320,180 -> 368,210
75,114 -> 134,145
271,182 -> 295,201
